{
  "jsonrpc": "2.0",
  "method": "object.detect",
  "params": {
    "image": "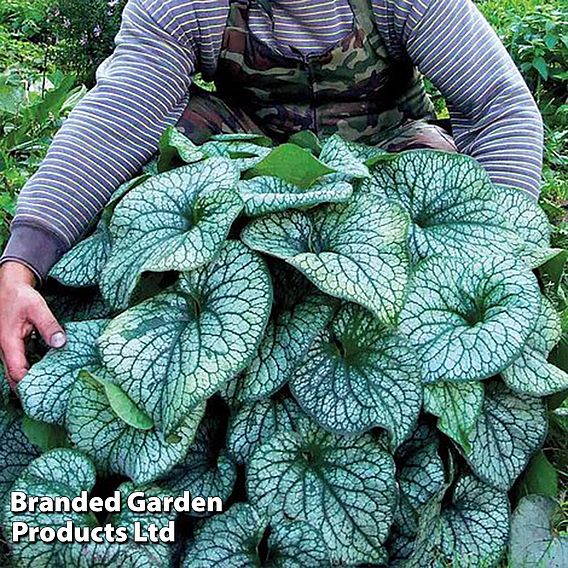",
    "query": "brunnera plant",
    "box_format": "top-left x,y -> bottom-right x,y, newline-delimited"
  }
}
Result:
1,128 -> 567,567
